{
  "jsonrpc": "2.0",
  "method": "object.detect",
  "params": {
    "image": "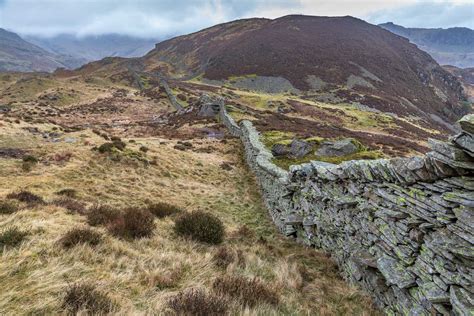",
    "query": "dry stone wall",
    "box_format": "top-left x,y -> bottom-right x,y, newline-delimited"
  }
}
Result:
220,102 -> 474,316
